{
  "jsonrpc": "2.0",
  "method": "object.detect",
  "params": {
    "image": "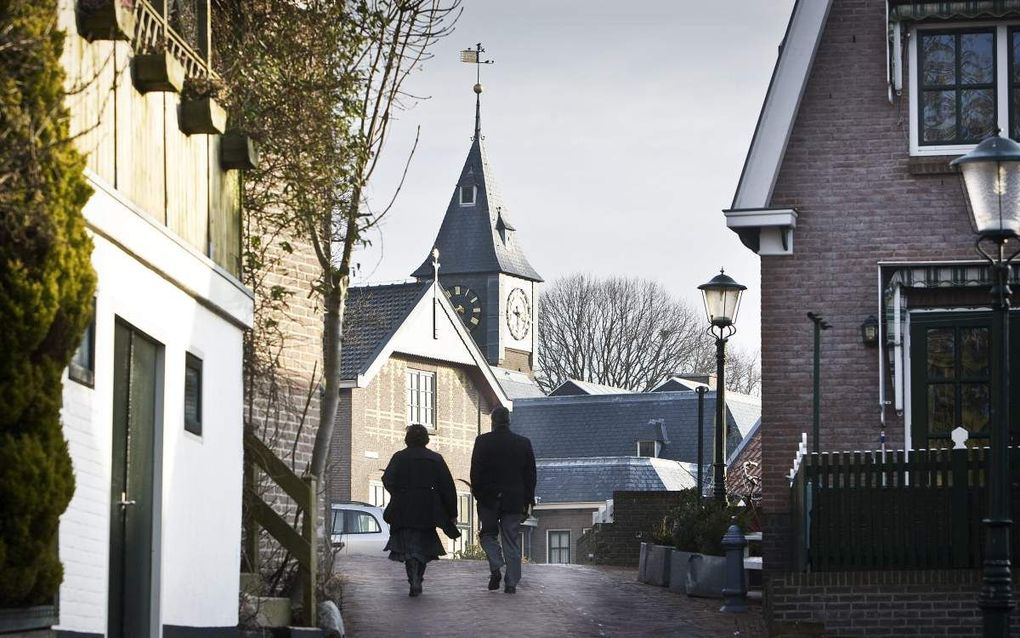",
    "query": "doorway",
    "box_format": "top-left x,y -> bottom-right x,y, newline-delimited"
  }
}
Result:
108,320 -> 162,638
